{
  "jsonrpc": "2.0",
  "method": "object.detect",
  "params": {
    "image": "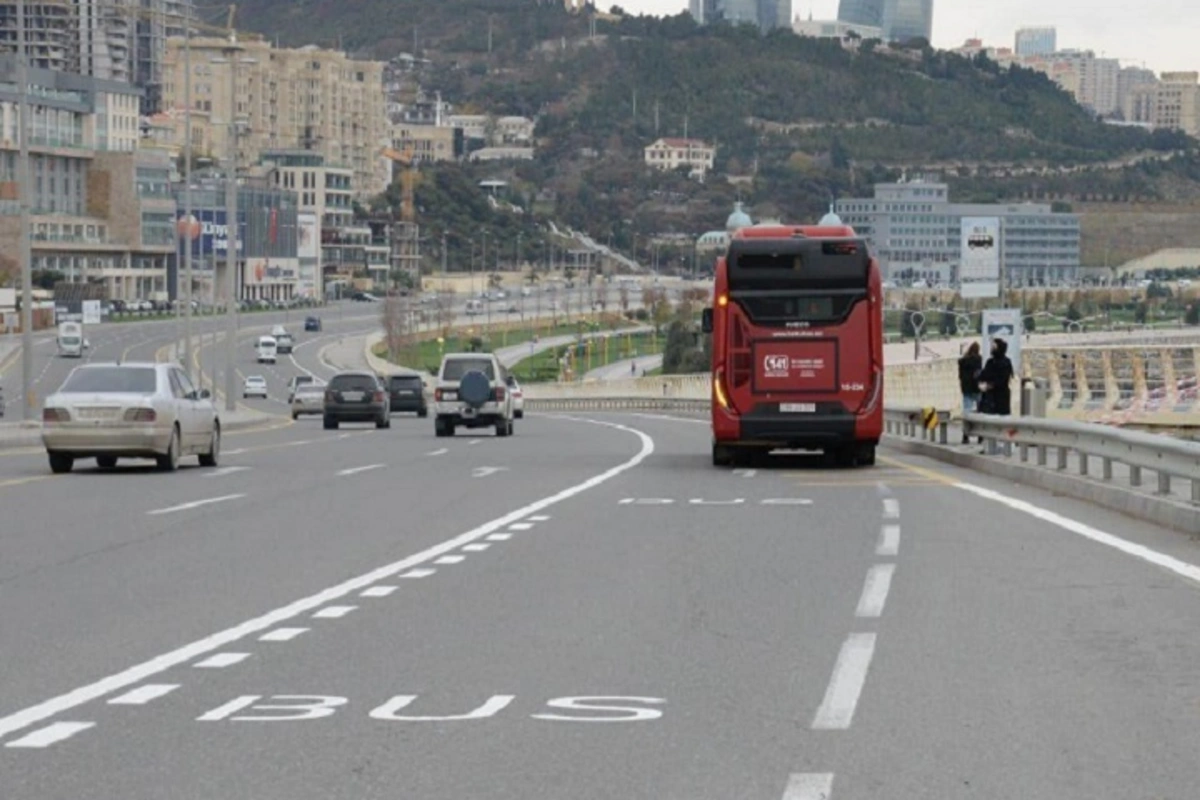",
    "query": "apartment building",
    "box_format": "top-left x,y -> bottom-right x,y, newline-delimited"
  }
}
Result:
391,123 -> 463,164
643,138 -> 715,180
835,179 -> 1080,286
1013,26 -> 1055,57
162,37 -> 390,199
0,1 -> 73,71
0,56 -> 172,301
